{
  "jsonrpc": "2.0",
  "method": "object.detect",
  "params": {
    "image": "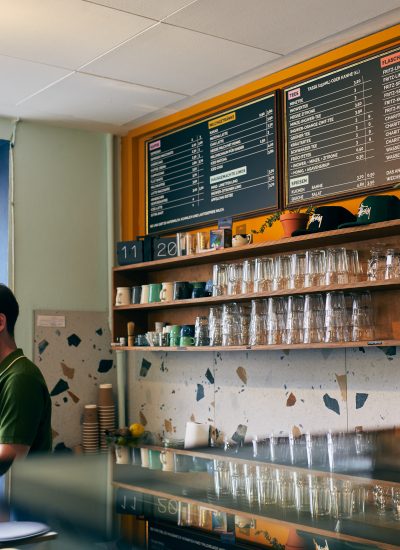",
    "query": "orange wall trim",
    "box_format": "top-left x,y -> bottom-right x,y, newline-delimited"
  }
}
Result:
121,25 -> 400,240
